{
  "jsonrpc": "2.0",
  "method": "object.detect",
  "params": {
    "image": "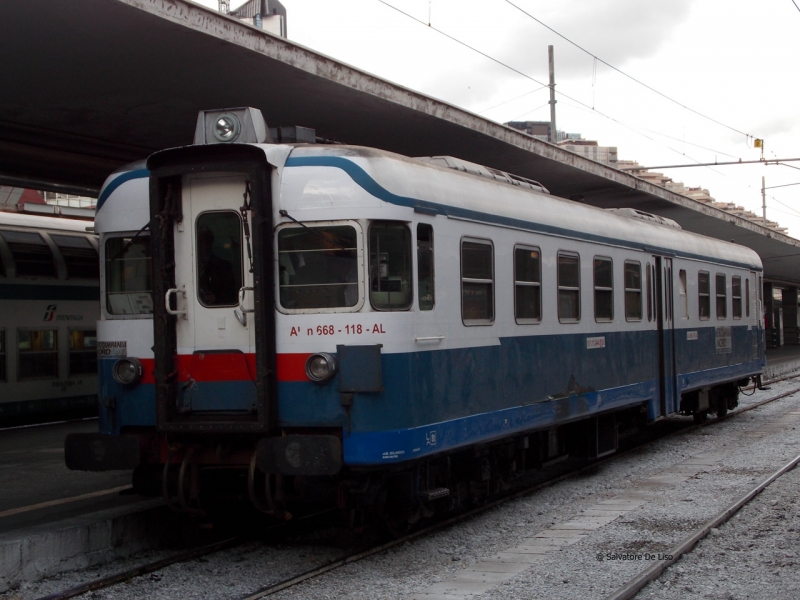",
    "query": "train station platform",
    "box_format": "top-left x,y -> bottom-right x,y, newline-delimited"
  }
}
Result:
0,420 -> 173,593
765,344 -> 800,380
